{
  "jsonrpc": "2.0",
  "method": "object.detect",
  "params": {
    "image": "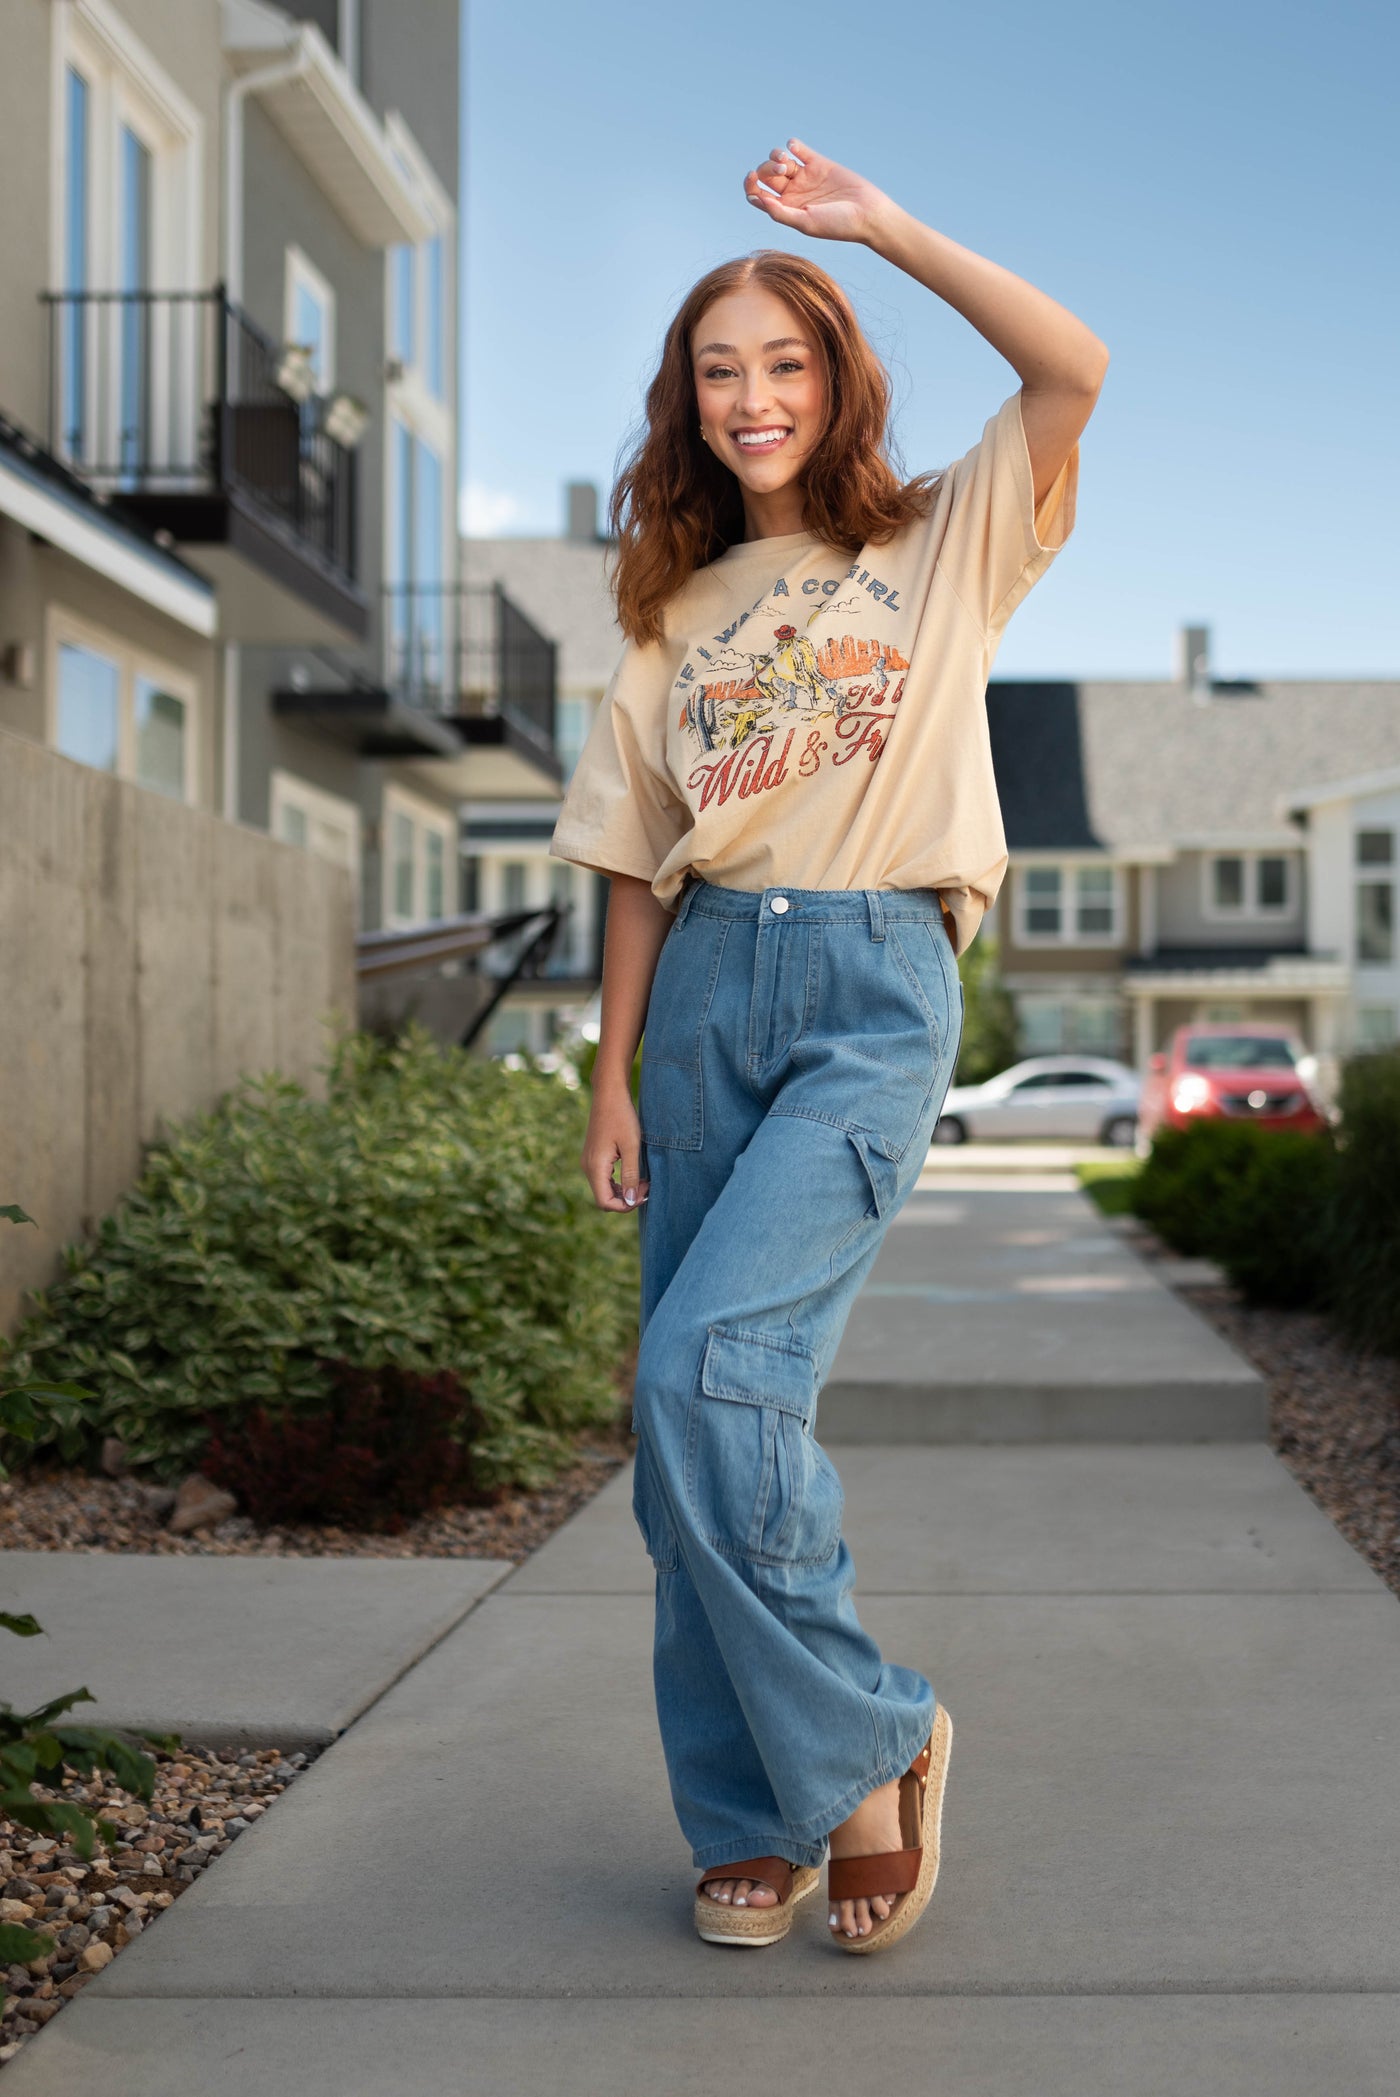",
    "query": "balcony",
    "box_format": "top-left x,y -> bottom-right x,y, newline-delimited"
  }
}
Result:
41,286 -> 368,643
273,584 -> 564,797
